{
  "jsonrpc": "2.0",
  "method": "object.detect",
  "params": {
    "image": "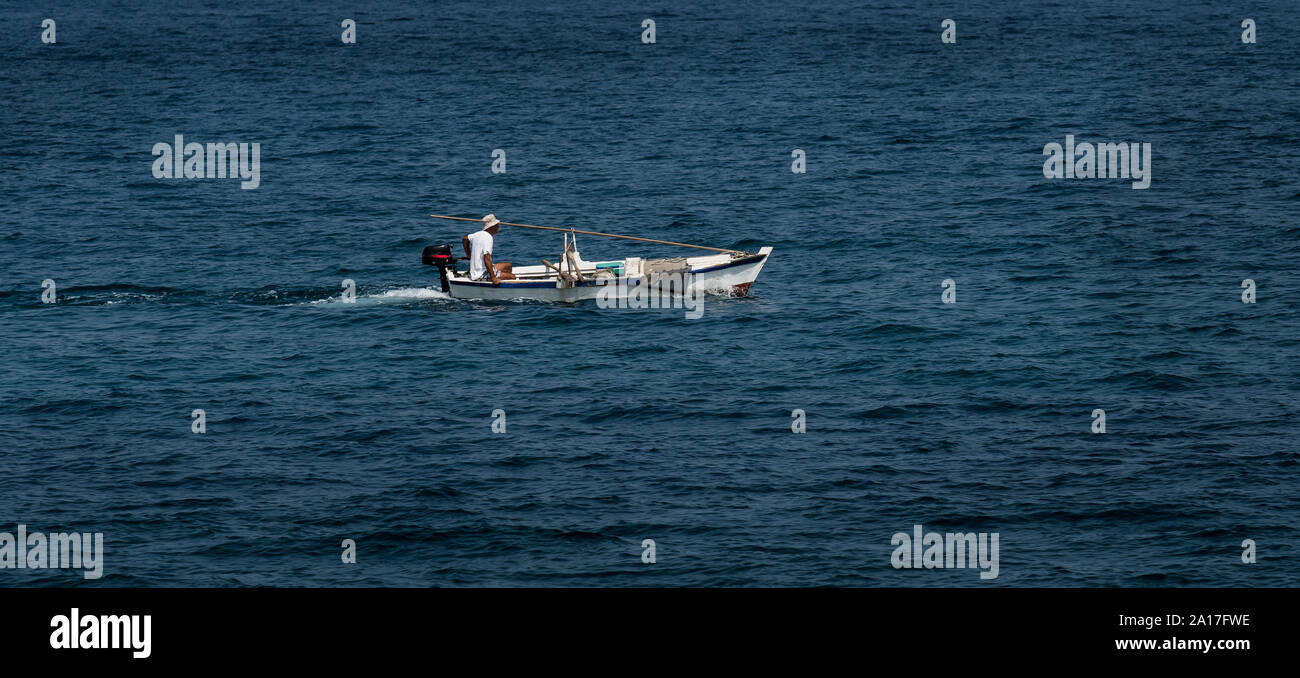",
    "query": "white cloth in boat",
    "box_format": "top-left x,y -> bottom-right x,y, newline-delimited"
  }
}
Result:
467,230 -> 493,280
643,257 -> 692,275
